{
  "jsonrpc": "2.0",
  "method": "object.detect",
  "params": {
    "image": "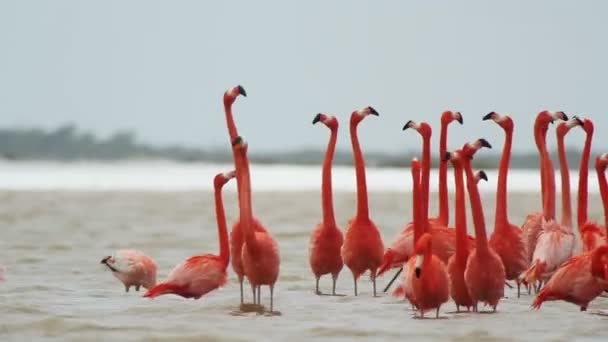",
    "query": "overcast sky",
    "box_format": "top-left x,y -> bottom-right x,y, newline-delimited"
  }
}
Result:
1,1 -> 606,155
